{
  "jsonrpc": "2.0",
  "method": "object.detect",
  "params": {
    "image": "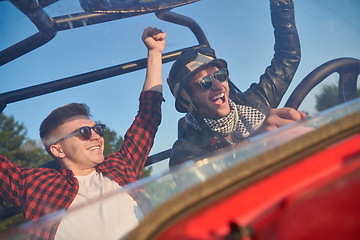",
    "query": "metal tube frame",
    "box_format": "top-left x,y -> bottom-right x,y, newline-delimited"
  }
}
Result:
0,2 -> 210,168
